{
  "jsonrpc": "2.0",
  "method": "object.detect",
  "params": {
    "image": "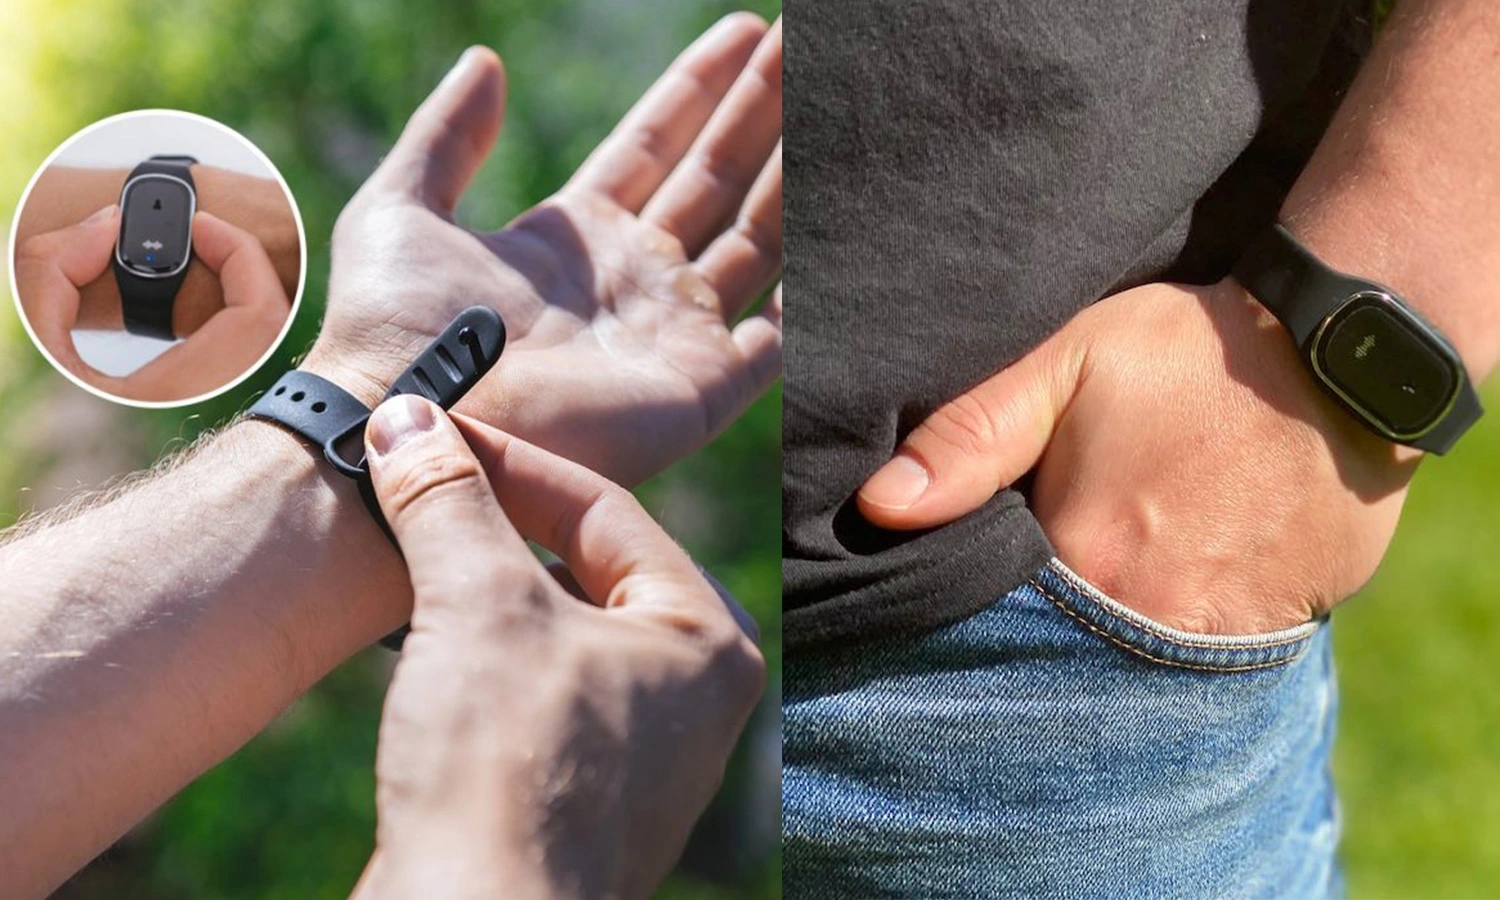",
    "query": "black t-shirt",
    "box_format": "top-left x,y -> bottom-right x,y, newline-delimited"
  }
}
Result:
784,1 -> 1371,650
